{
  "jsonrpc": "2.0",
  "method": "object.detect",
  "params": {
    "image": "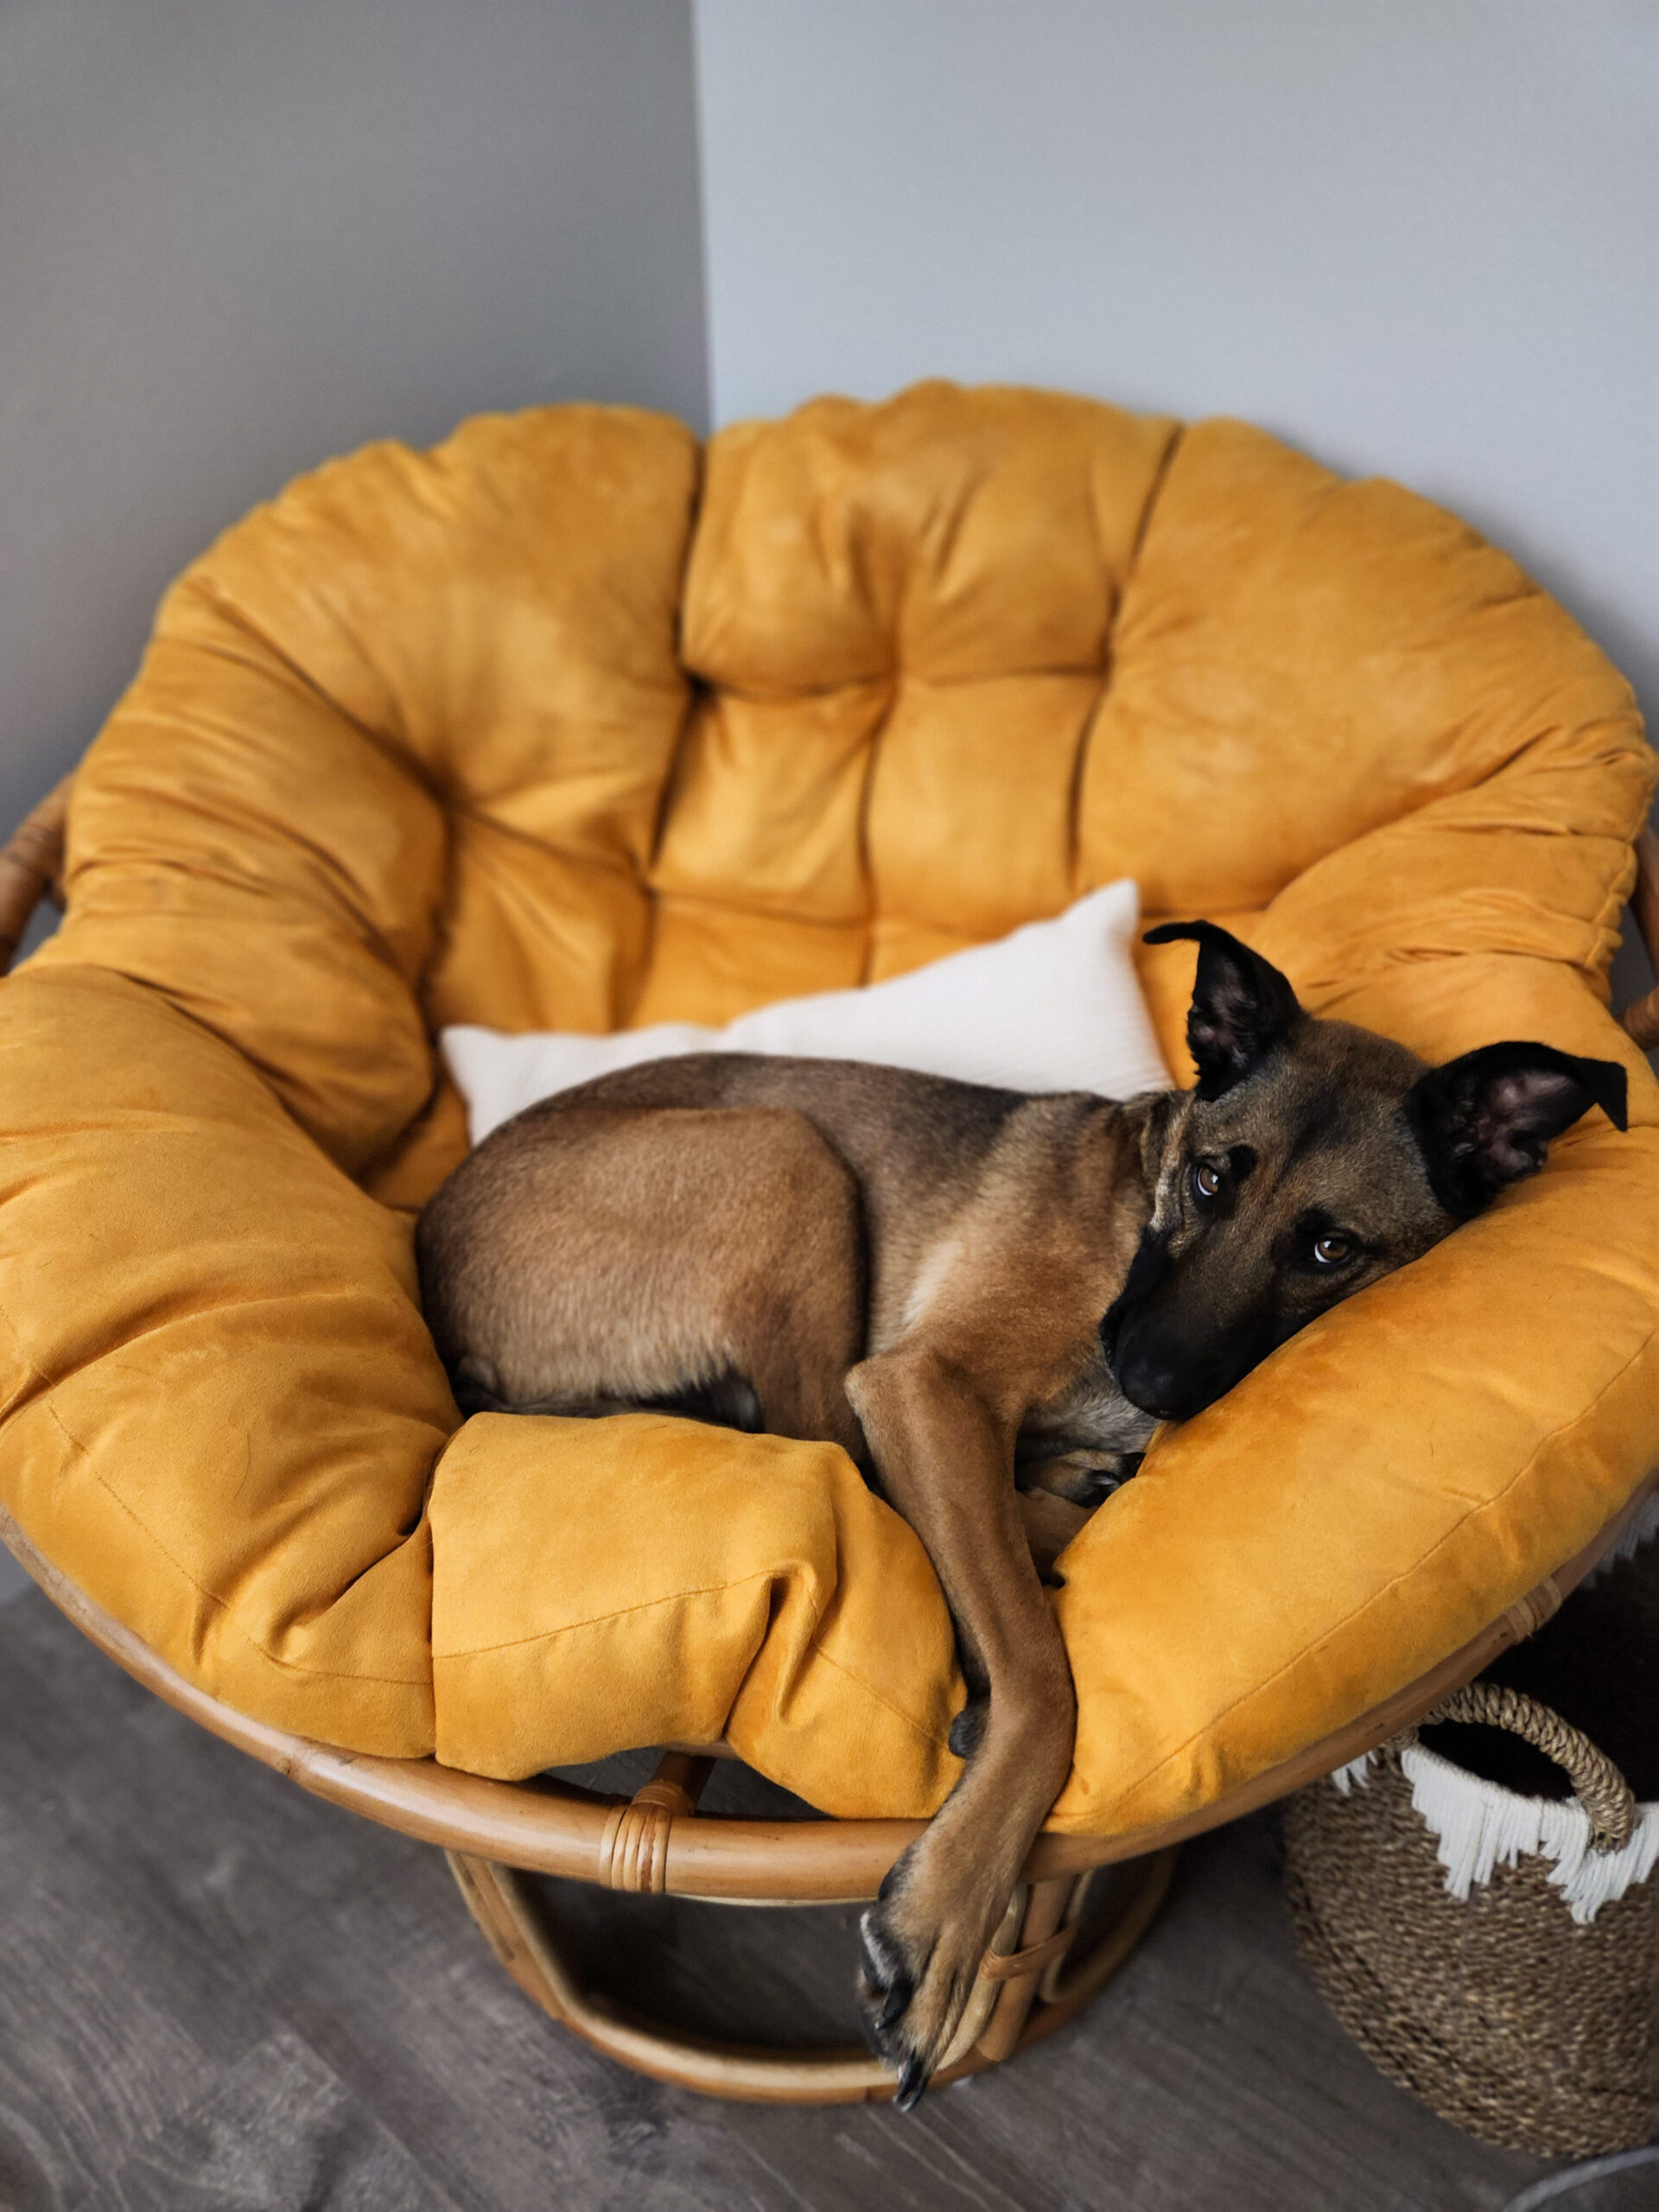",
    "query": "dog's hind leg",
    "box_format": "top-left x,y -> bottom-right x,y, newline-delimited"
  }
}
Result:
419,1105 -> 868,1462
715,1116 -> 868,1459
